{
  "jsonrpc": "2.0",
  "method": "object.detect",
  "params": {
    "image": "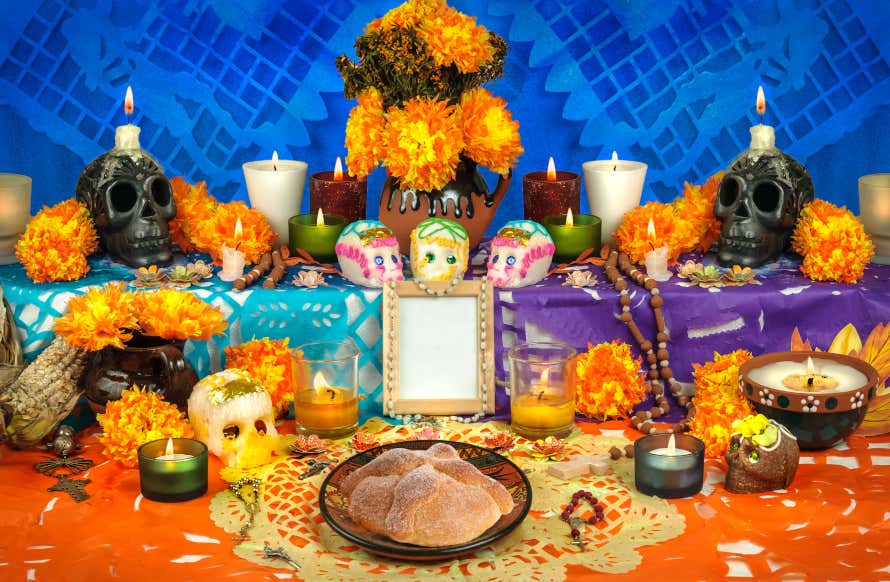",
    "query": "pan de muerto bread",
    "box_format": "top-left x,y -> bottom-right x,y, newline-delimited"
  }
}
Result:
342,443 -> 514,546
